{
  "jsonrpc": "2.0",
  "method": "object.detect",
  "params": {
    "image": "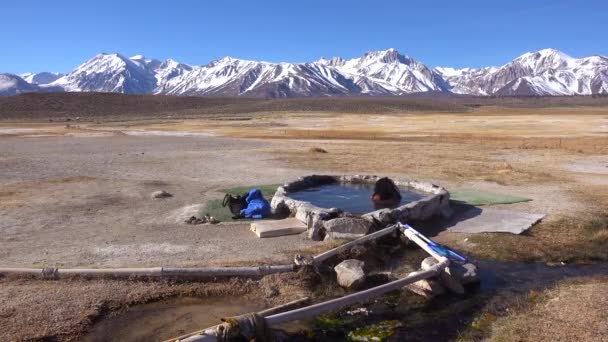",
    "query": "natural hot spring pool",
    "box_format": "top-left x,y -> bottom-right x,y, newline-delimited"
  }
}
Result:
288,183 -> 426,214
